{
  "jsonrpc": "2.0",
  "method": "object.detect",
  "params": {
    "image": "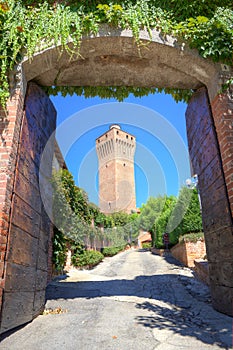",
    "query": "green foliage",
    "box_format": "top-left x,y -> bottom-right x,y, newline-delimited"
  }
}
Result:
138,190 -> 202,248
139,196 -> 167,233
174,9 -> 233,63
51,169 -> 106,268
101,245 -> 125,256
167,187 -> 203,245
179,232 -> 204,243
51,170 -> 141,269
0,0 -> 232,106
142,242 -> 152,249
71,249 -> 104,268
109,211 -> 129,226
45,86 -> 193,103
52,227 -> 67,271
98,211 -> 140,246
104,226 -> 128,247
51,169 -> 92,243
58,169 -> 90,222
154,196 -> 177,248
